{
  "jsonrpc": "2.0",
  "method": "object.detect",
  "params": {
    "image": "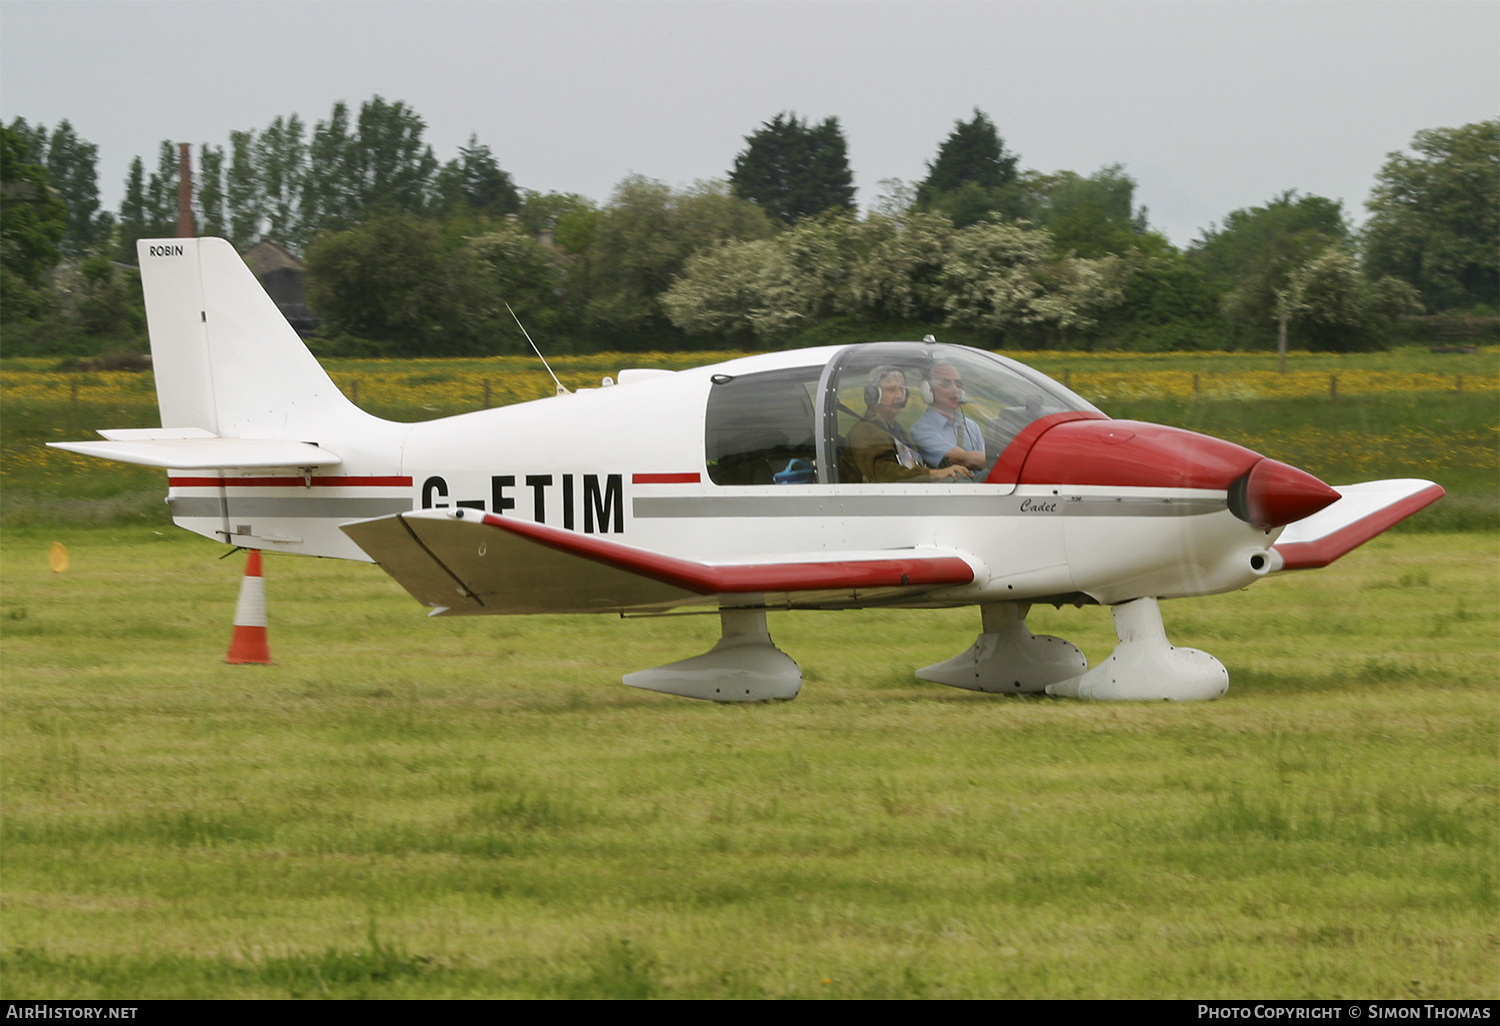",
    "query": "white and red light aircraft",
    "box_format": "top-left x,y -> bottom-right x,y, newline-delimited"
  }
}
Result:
55,238 -> 1443,702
